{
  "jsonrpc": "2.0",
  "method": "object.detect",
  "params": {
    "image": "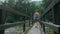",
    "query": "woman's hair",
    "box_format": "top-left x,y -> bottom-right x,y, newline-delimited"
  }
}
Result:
34,10 -> 39,13
35,10 -> 38,11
